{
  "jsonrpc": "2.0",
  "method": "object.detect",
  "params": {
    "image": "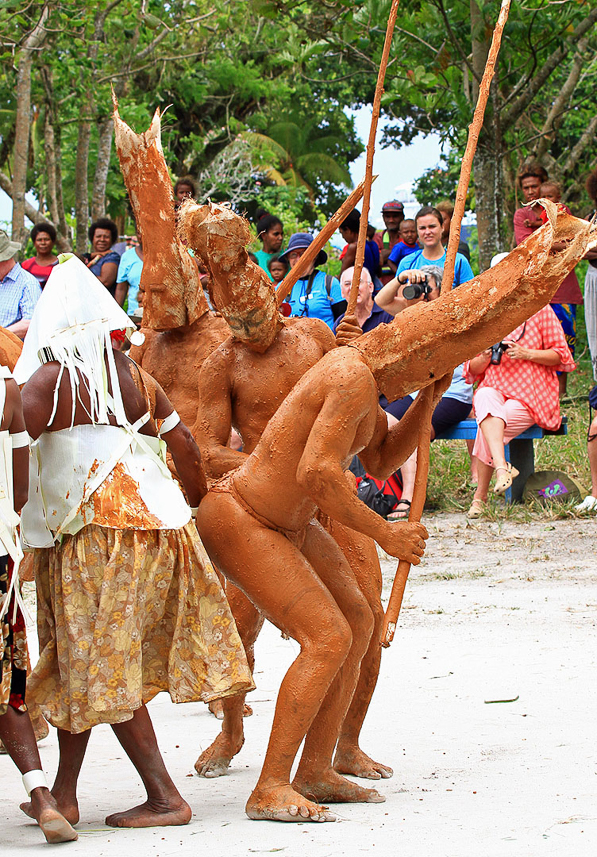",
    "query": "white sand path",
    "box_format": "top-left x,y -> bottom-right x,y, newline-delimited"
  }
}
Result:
2,513 -> 596,856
